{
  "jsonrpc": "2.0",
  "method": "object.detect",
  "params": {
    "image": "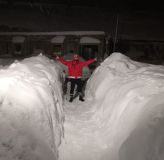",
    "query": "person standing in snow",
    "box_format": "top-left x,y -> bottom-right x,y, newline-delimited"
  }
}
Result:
56,54 -> 97,102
